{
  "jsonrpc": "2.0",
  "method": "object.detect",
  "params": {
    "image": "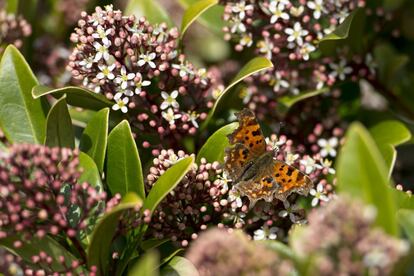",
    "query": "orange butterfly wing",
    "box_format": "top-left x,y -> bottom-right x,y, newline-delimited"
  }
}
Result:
227,109 -> 266,157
